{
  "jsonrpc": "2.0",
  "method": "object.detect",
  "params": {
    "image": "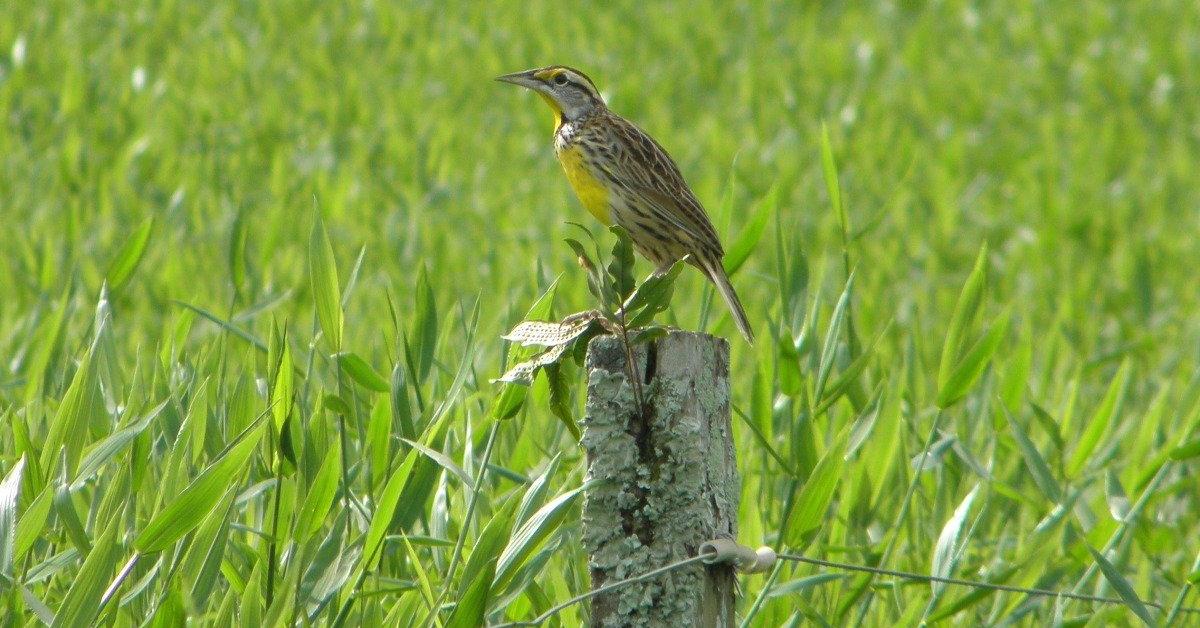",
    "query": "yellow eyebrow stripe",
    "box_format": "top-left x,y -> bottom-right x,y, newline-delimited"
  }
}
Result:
534,68 -> 560,81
